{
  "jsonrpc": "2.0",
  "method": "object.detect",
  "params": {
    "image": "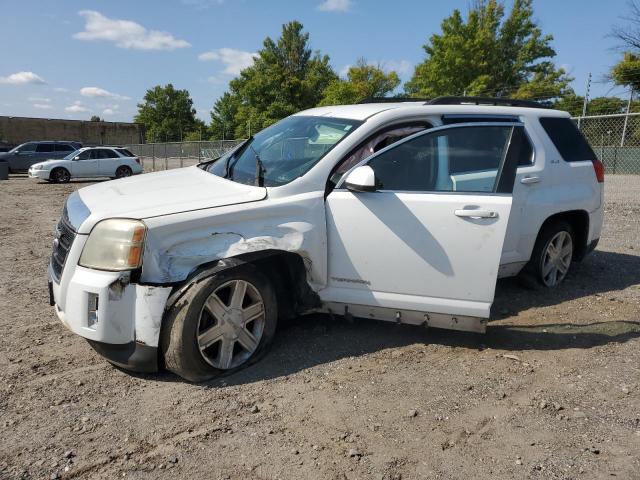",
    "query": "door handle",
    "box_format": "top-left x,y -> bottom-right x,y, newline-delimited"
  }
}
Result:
454,209 -> 498,219
520,176 -> 540,184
